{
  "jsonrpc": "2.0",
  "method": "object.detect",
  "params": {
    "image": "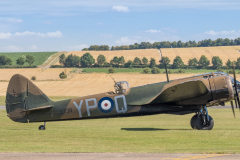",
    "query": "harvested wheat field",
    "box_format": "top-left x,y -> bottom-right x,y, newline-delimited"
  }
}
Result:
0,68 -> 198,97
161,45 -> 240,65
0,68 -> 73,81
55,49 -> 161,65
1,68 -> 240,97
